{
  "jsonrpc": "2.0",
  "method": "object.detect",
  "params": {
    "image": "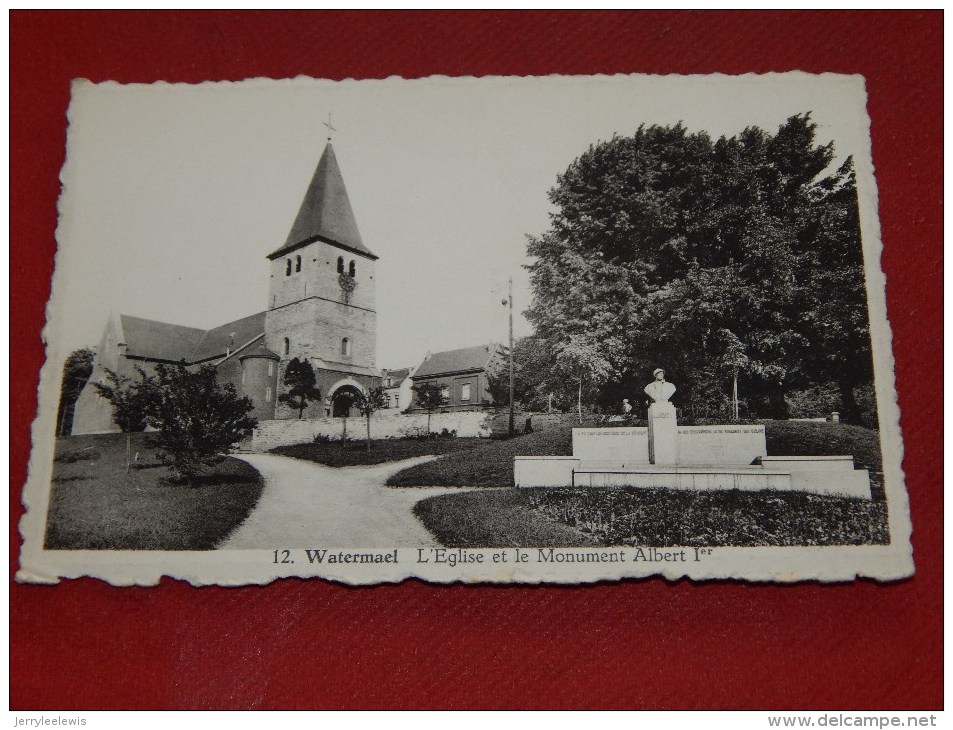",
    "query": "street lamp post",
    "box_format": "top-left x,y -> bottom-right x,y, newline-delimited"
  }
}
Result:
501,277 -> 515,437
